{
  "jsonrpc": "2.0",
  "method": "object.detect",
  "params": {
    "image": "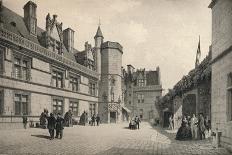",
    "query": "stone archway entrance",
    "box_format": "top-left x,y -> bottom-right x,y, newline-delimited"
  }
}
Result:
110,112 -> 117,123
183,94 -> 196,116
